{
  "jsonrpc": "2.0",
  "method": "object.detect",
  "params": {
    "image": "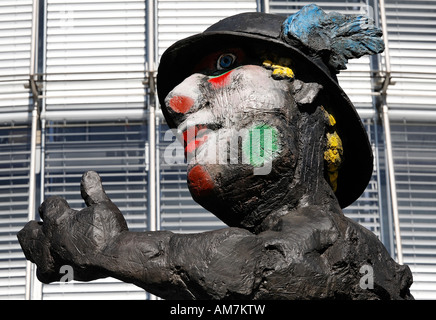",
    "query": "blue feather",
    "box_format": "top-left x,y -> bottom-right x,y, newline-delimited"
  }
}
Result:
281,4 -> 385,73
